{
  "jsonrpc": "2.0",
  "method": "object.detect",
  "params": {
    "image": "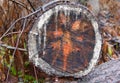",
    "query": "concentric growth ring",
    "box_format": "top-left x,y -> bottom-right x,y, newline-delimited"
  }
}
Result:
28,0 -> 102,78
